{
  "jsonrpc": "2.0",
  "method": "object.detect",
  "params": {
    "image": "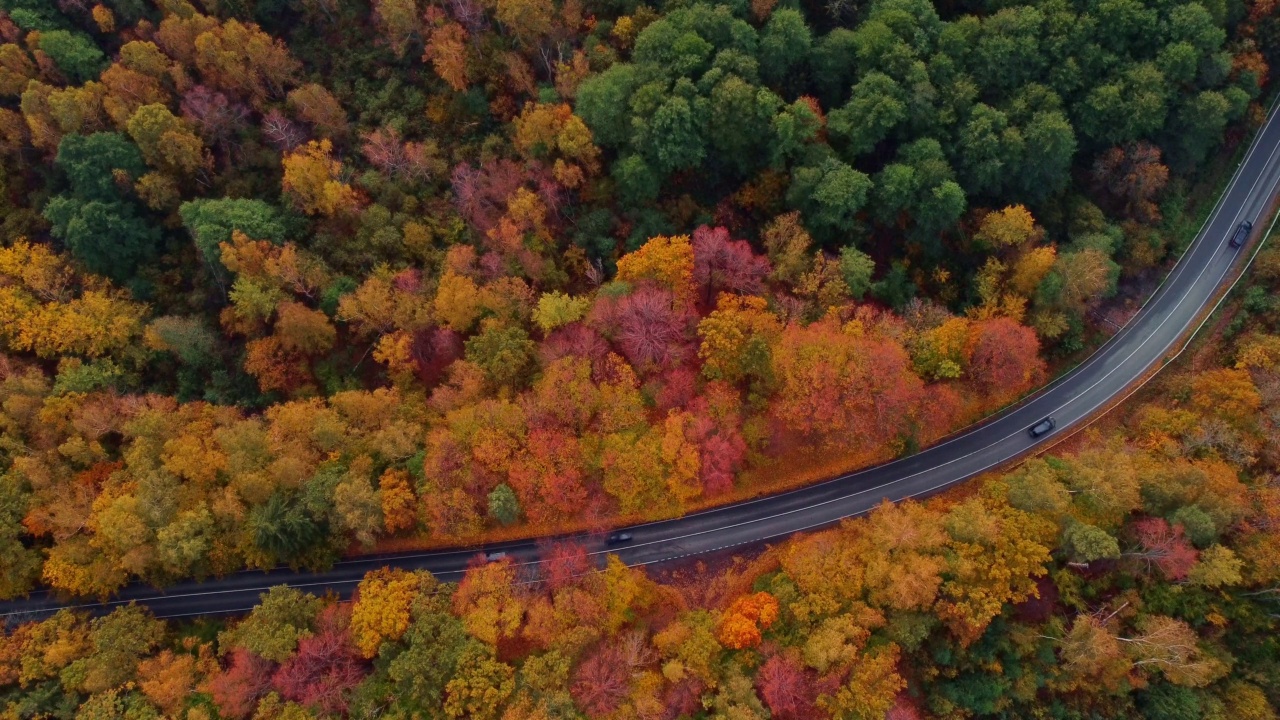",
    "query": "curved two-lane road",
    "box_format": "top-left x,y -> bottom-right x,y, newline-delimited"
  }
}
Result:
6,109 -> 1280,620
